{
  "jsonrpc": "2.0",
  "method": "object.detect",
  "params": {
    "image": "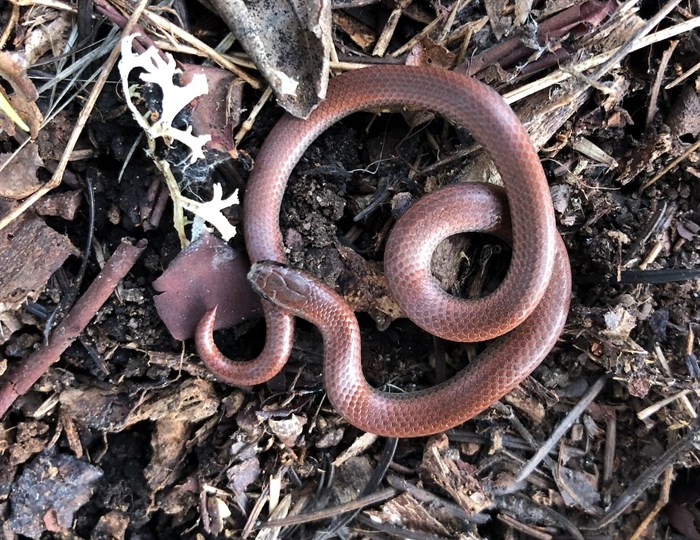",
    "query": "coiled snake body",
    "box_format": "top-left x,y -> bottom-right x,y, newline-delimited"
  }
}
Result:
196,65 -> 572,438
